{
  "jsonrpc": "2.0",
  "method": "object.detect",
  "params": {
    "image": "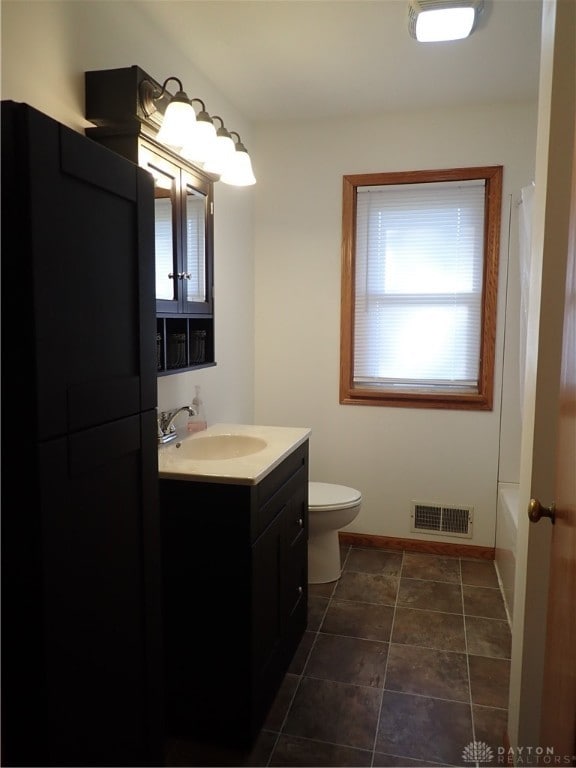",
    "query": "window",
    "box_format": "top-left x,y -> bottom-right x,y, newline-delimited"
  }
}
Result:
340,166 -> 503,410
